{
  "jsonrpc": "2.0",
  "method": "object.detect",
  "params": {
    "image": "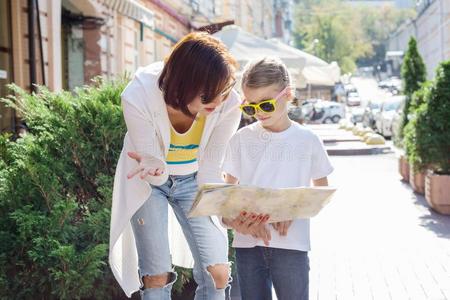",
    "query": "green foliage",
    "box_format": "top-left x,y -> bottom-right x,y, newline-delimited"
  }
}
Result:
401,37 -> 427,120
401,38 -> 427,98
0,79 -> 129,299
404,61 -> 450,174
293,1 -> 415,73
394,81 -> 432,148
398,37 -> 427,148
356,6 -> 416,66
